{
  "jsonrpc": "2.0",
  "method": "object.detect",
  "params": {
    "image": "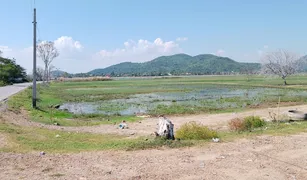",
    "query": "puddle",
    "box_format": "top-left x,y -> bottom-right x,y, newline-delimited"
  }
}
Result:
59,87 -> 307,116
